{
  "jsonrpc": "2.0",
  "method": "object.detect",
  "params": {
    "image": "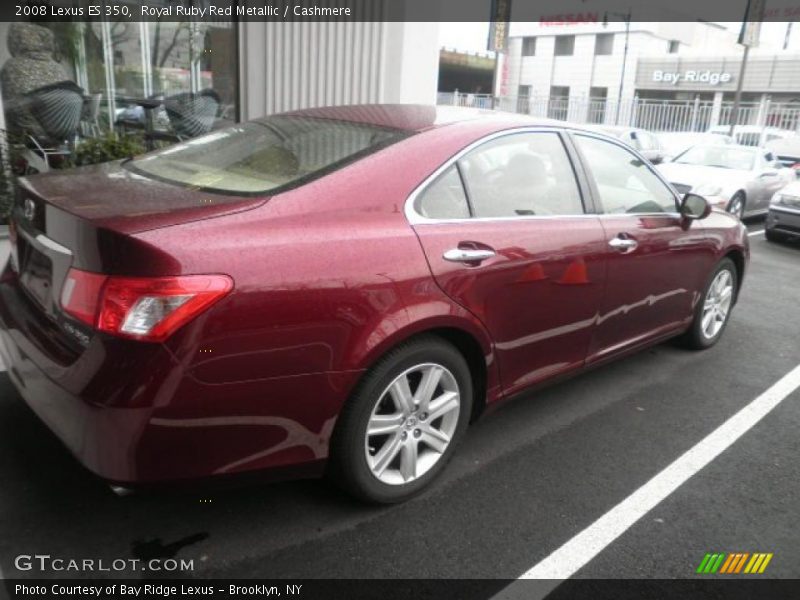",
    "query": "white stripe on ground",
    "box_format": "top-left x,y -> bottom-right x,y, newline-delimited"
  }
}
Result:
747,229 -> 765,237
496,363 -> 800,598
